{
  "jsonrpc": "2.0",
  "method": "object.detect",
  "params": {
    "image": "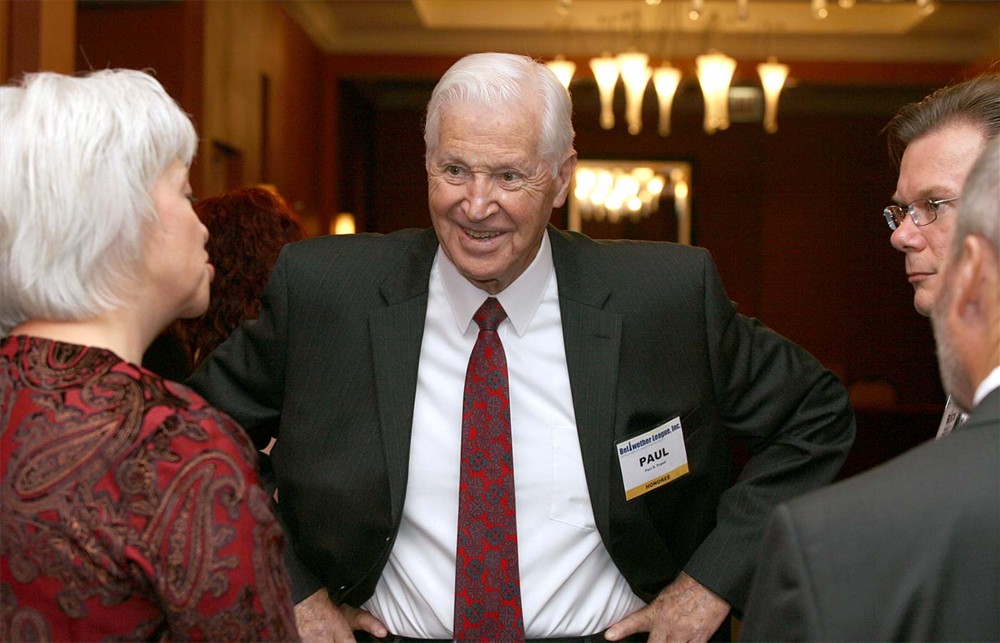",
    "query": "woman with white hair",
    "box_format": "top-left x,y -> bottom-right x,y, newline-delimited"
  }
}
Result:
0,69 -> 298,641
